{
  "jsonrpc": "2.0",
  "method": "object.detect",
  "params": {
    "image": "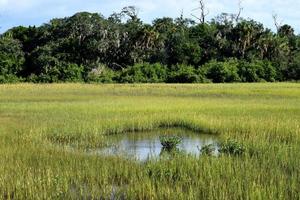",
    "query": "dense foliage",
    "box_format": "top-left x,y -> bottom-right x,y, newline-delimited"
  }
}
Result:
0,8 -> 299,83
